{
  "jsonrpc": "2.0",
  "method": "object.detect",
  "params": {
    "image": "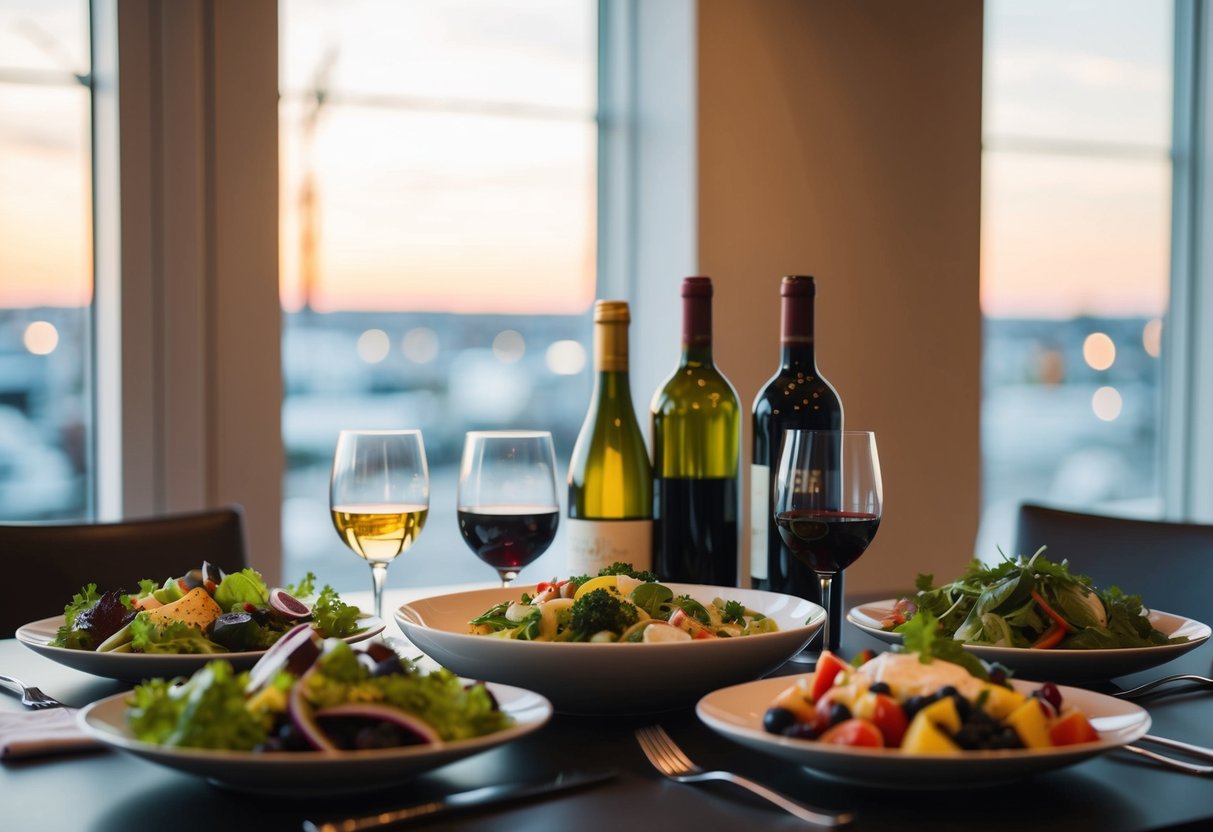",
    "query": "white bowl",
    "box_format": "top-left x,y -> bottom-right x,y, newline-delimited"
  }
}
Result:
395,583 -> 824,712
698,676 -> 1150,788
16,615 -> 385,682
79,681 -> 552,796
847,601 -> 1212,683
